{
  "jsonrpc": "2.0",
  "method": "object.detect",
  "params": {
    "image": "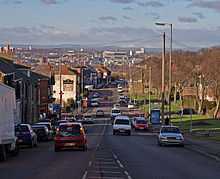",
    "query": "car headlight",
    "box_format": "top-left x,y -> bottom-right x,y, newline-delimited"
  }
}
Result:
176,136 -> 183,140
160,135 -> 167,139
